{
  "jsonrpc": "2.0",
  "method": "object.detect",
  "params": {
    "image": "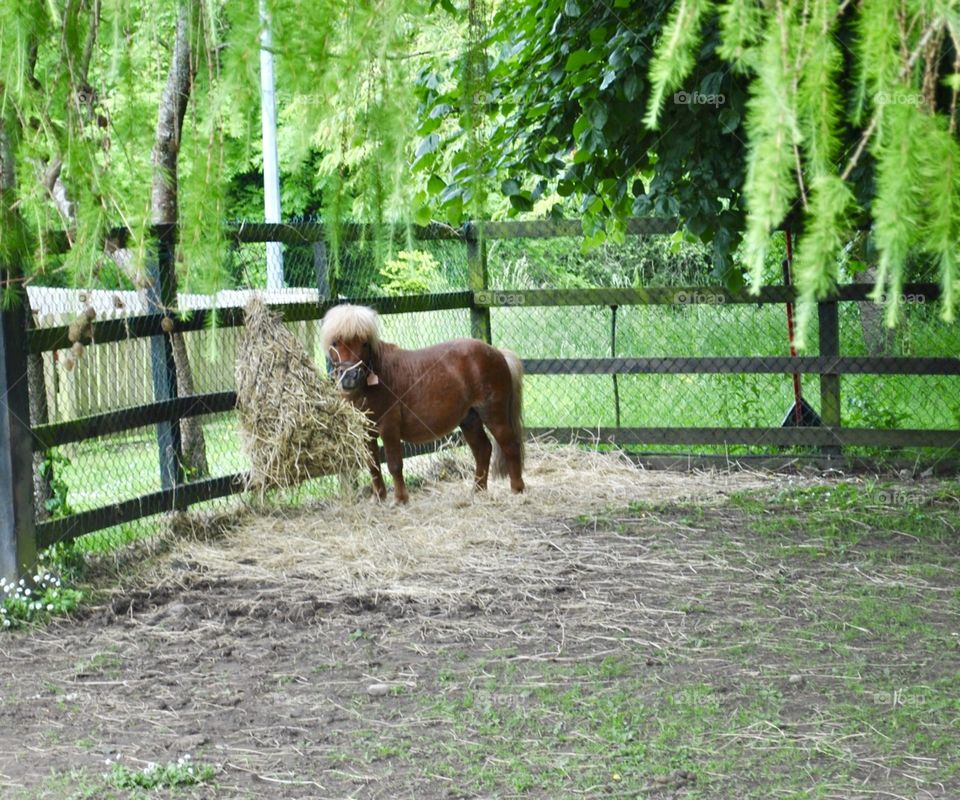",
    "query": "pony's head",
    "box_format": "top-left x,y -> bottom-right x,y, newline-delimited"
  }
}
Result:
321,304 -> 382,392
